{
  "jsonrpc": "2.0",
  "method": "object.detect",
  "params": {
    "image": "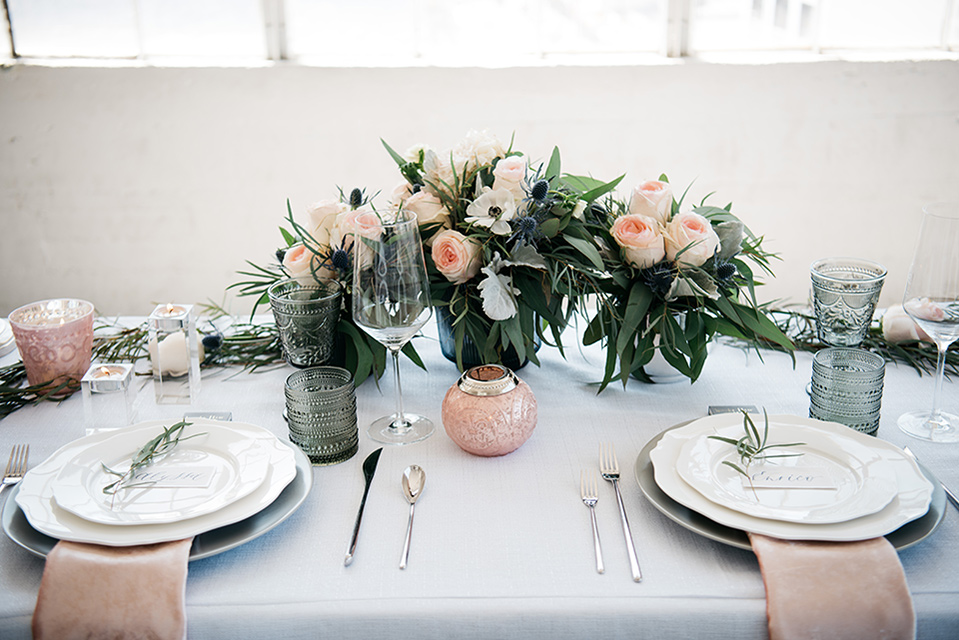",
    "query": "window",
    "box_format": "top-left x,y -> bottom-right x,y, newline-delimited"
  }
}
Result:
3,0 -> 956,64
7,0 -> 265,60
690,0 -> 958,53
